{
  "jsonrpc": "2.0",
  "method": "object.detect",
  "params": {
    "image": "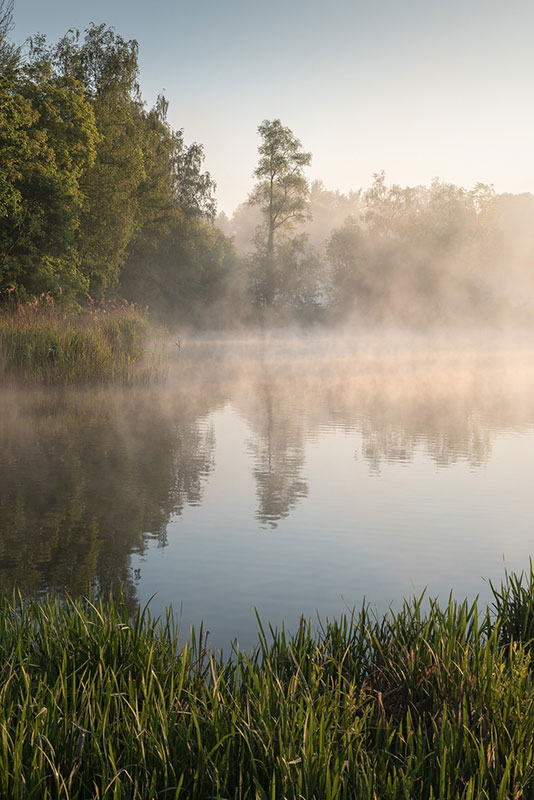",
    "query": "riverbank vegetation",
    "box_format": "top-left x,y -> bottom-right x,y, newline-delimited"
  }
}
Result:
2,1 -> 534,334
0,294 -> 148,382
1,568 -> 534,798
